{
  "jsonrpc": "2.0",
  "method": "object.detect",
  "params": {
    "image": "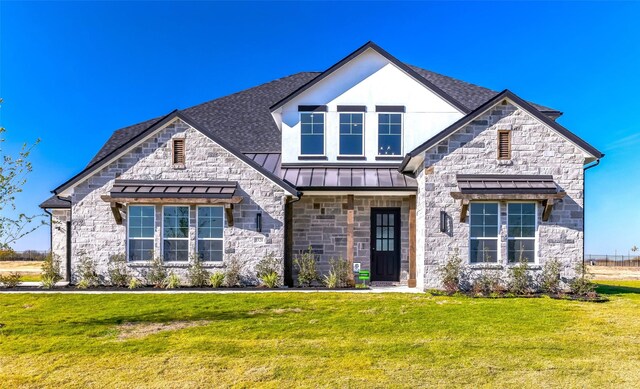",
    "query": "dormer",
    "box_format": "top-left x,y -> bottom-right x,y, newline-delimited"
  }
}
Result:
270,42 -> 466,165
